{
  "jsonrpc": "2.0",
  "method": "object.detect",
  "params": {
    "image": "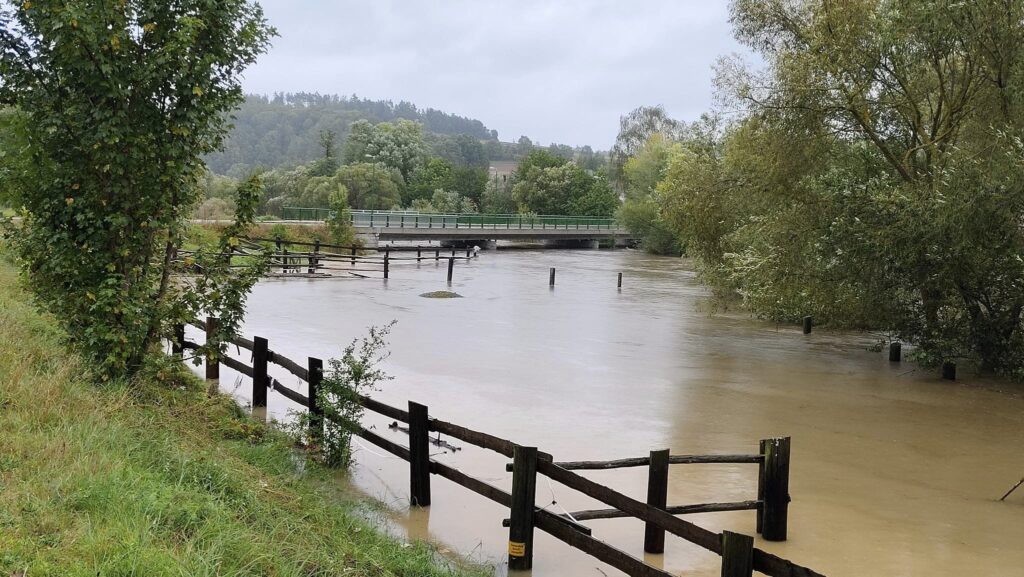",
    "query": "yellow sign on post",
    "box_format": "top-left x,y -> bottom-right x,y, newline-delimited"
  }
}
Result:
508,541 -> 526,557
